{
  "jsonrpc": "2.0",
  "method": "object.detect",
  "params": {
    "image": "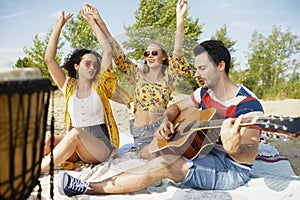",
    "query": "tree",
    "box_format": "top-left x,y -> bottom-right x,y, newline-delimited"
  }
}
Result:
18,1 -> 203,92
19,29 -> 65,79
124,0 -> 202,61
210,24 -> 240,82
63,12 -> 99,50
15,56 -> 36,69
122,0 -> 203,92
245,26 -> 300,99
286,70 -> 300,98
